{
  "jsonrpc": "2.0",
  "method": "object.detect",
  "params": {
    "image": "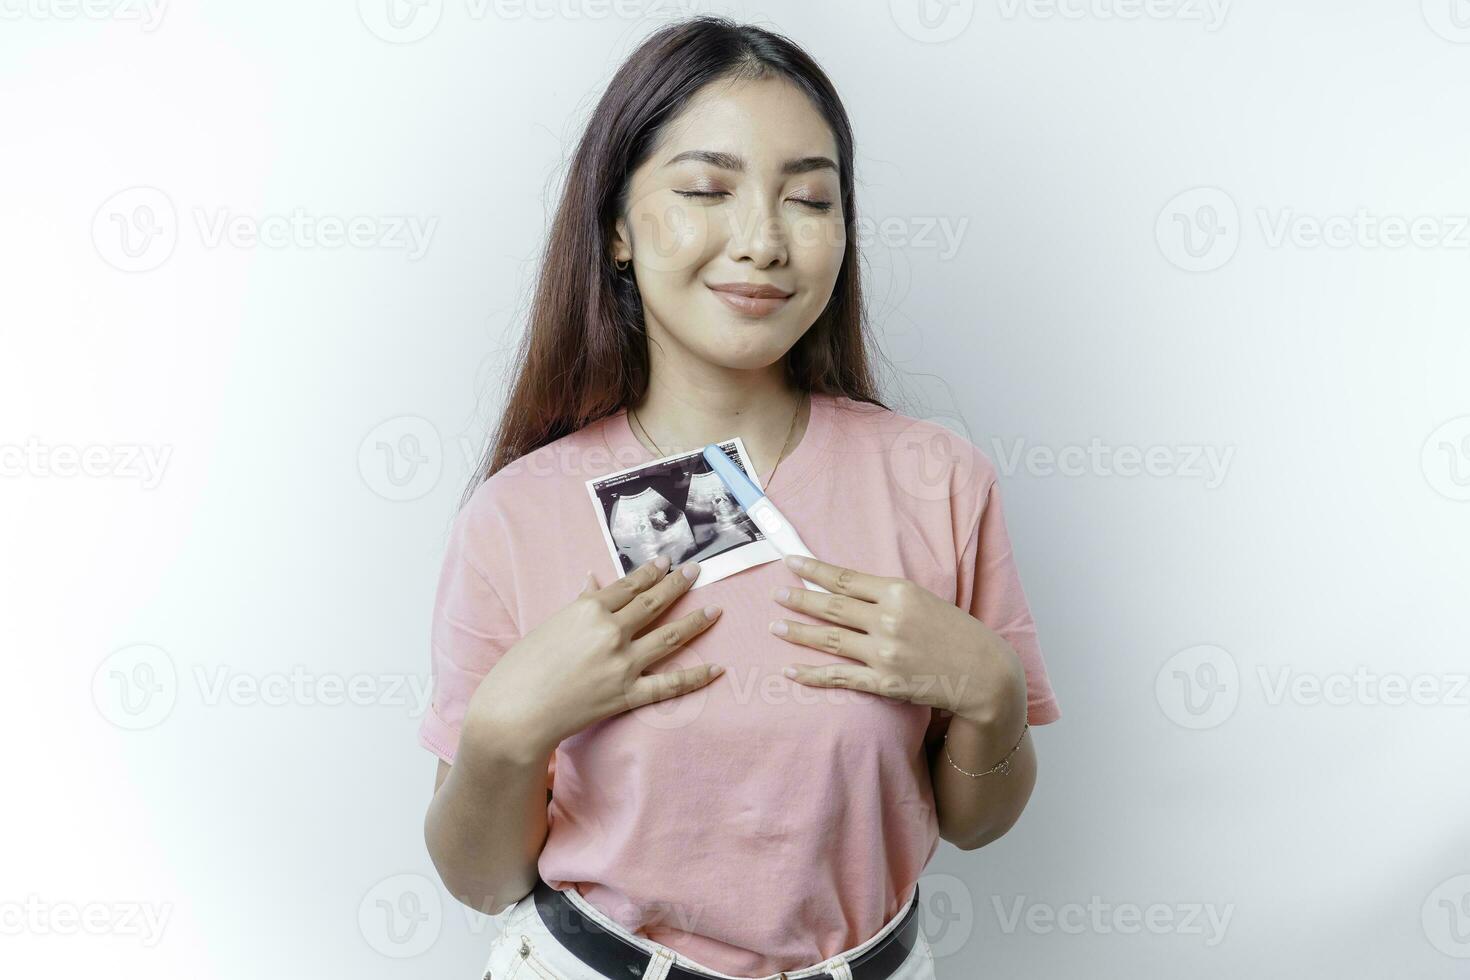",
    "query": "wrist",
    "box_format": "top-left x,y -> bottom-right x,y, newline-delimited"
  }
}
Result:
941,712 -> 1030,780
954,632 -> 1028,730
461,704 -> 560,770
